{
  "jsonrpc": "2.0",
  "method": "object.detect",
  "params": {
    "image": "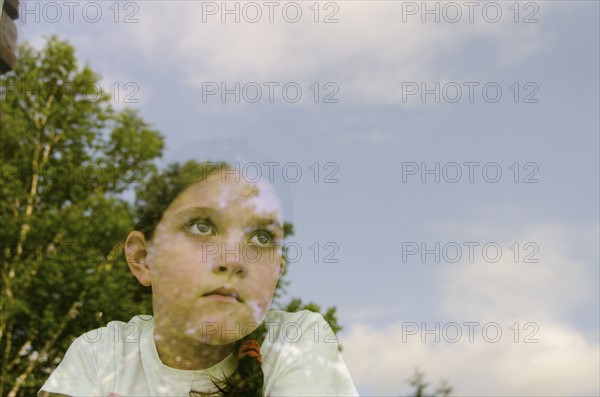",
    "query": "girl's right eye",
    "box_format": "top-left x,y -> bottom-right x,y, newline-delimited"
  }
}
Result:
185,219 -> 215,236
